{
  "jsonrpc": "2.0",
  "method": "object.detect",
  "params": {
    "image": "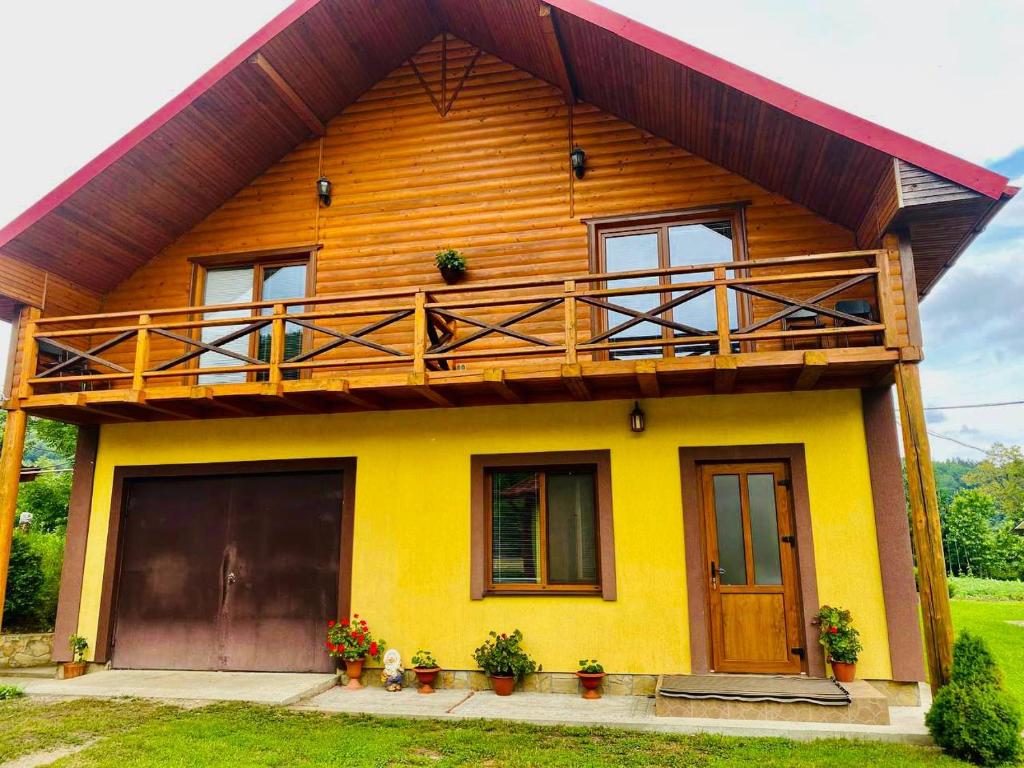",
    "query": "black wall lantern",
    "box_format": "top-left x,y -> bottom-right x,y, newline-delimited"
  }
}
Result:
317,176 -> 332,207
570,146 -> 587,179
629,401 -> 646,433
